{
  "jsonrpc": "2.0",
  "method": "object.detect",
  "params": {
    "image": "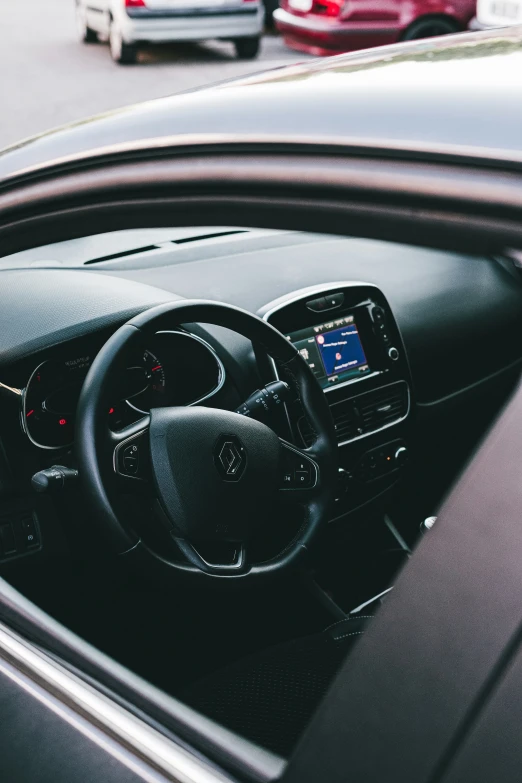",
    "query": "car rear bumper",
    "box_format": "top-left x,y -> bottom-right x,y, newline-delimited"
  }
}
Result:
273,7 -> 397,53
468,15 -> 495,29
122,5 -> 264,41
